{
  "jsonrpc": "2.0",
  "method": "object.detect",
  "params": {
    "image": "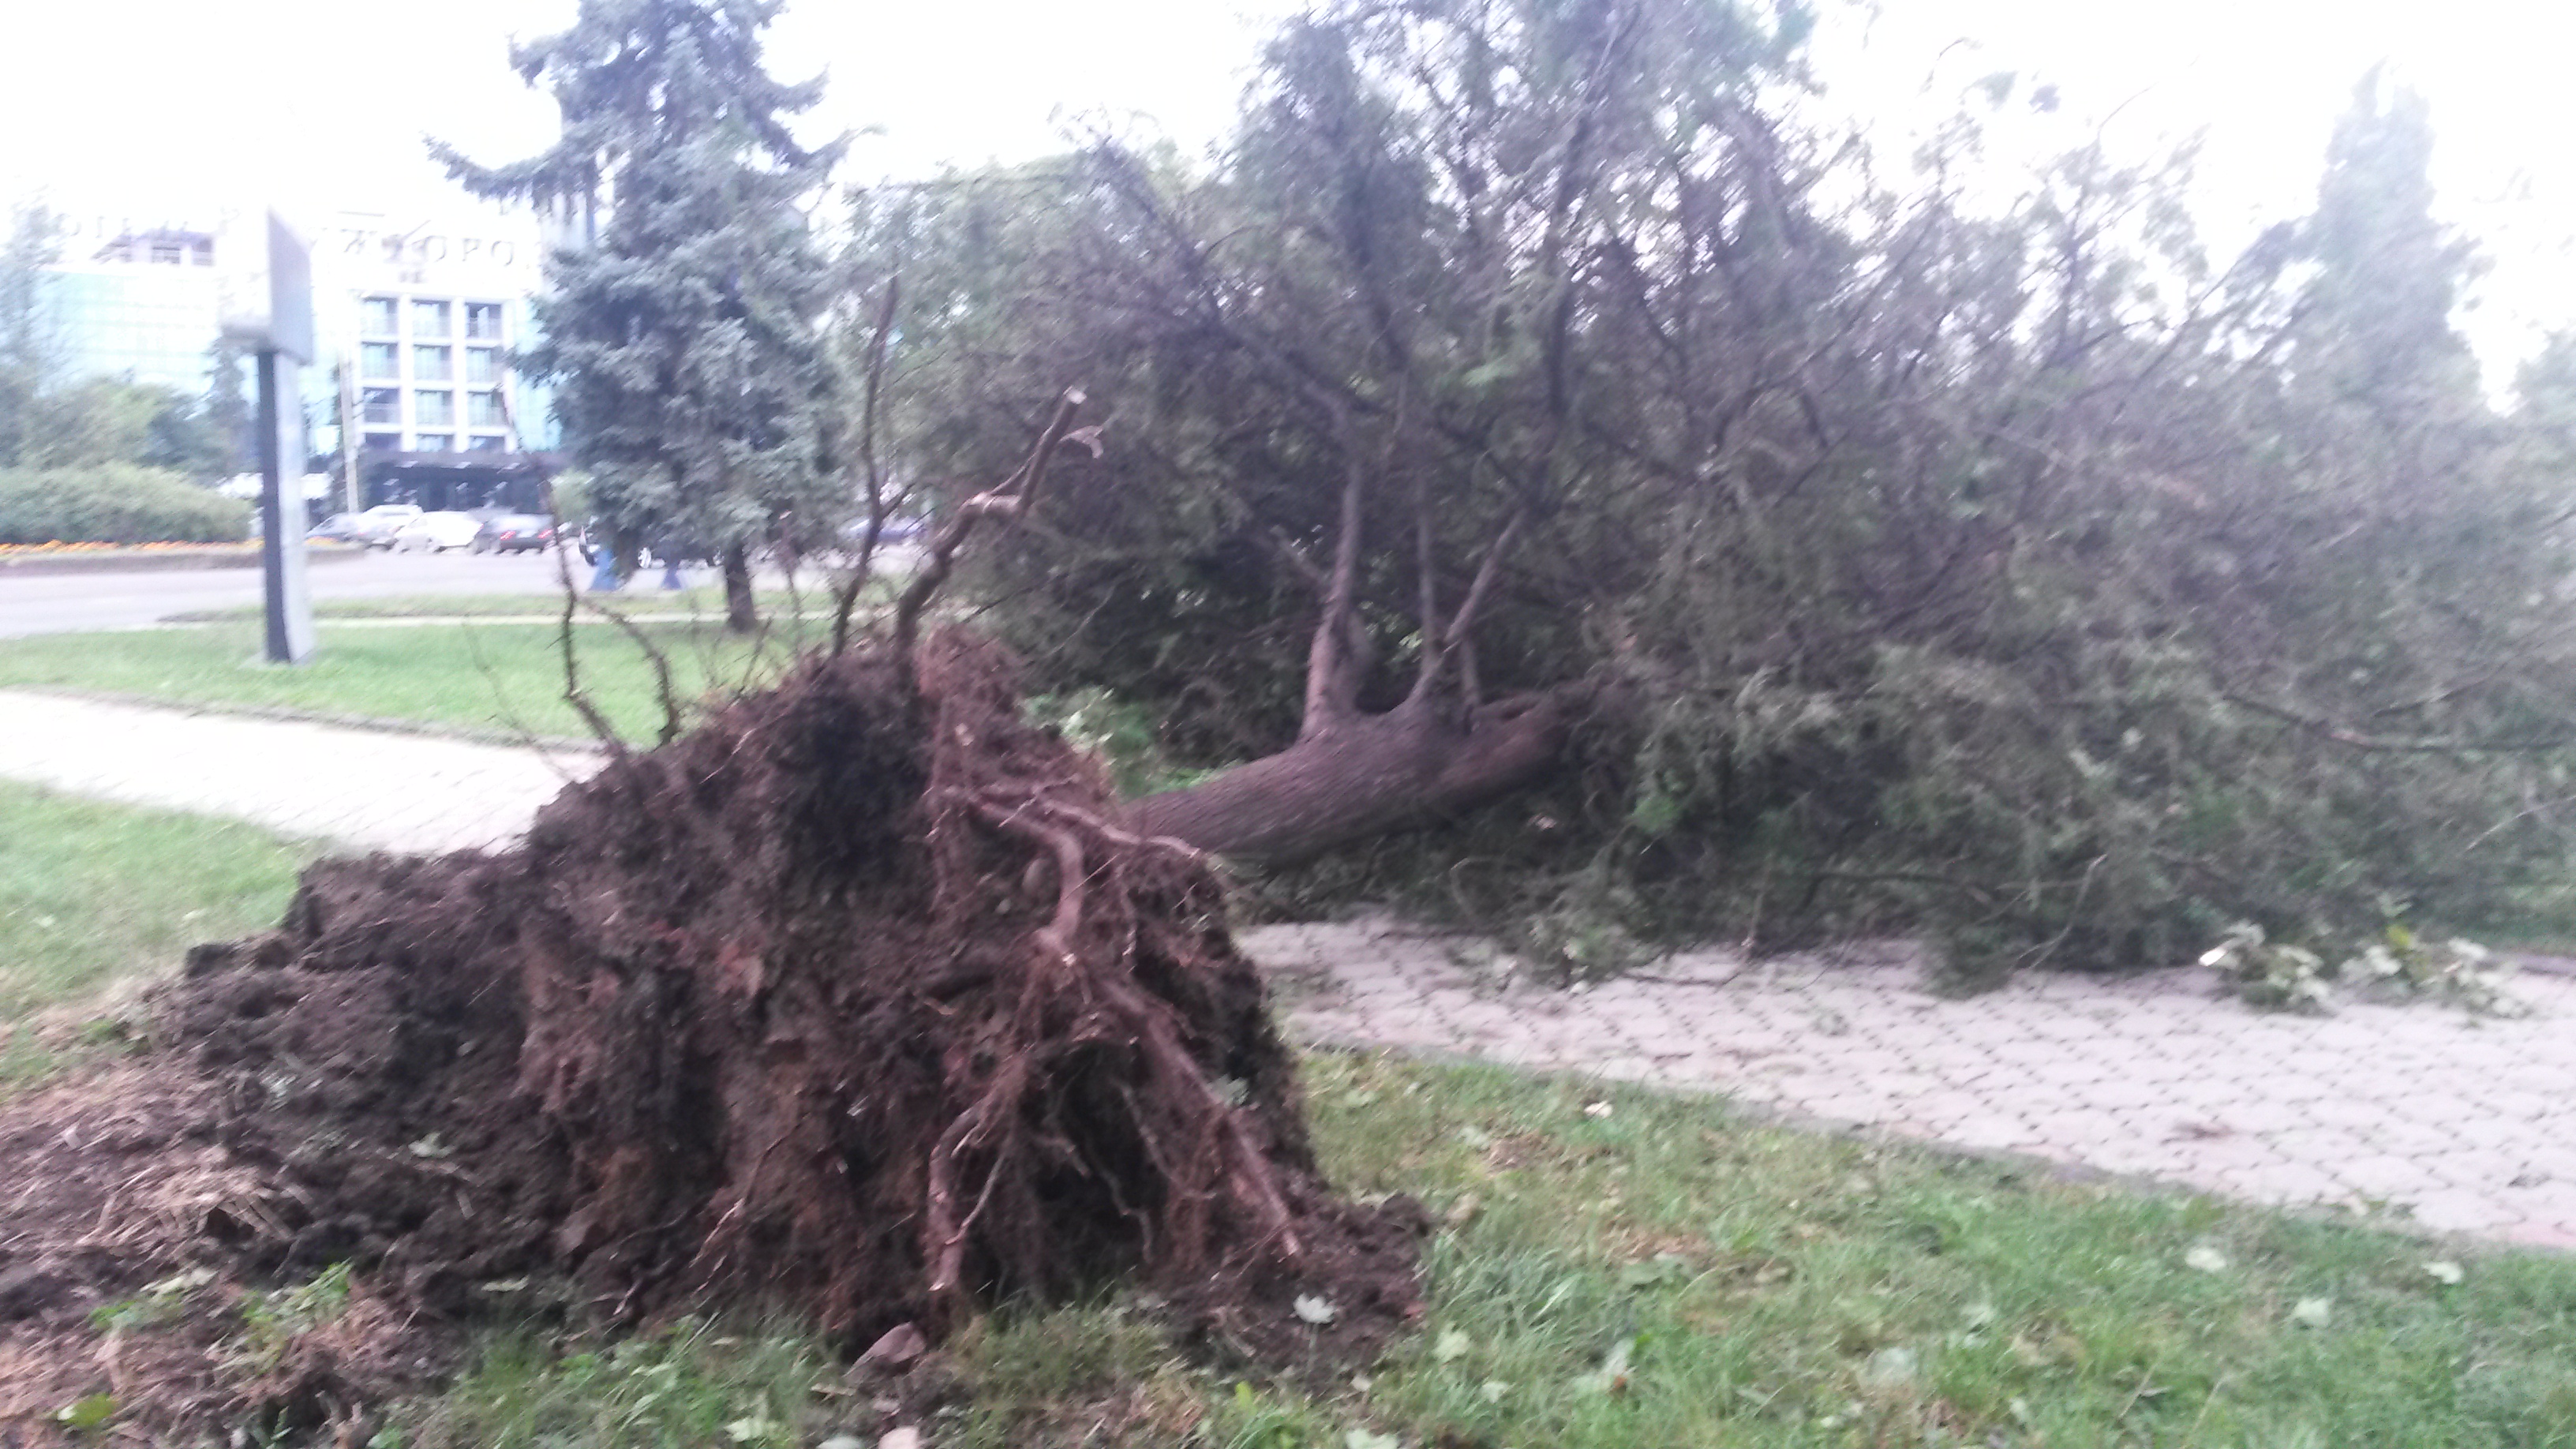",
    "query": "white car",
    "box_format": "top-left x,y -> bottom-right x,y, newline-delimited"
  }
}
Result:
391,511 -> 485,552
350,504 -> 424,549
